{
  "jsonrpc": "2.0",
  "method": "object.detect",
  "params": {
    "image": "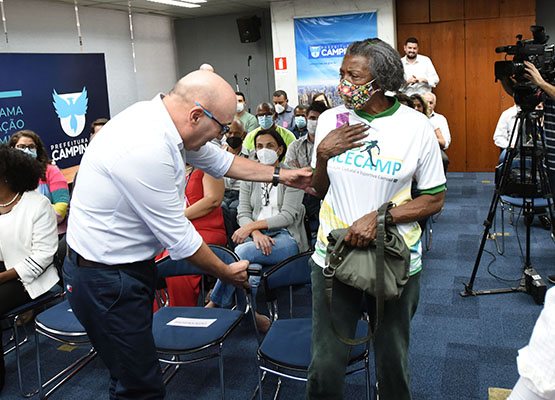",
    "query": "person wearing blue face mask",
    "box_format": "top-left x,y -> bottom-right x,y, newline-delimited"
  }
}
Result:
291,104 -> 309,139
243,102 -> 296,150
